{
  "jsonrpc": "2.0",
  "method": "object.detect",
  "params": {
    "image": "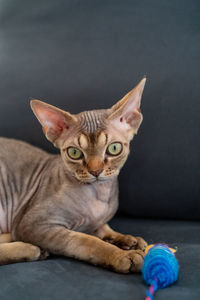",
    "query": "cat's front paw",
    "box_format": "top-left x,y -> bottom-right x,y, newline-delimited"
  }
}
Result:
105,234 -> 147,251
111,249 -> 145,273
